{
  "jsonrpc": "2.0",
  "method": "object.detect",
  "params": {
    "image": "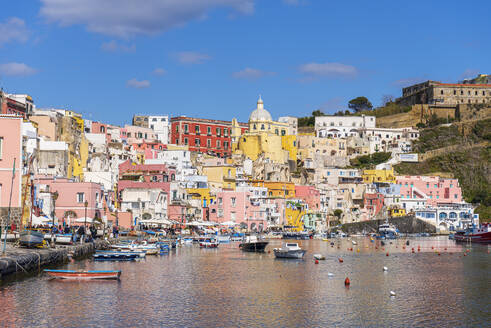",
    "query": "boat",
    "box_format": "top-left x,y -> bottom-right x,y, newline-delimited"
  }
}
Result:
19,230 -> 45,248
93,252 -> 140,261
96,250 -> 146,258
44,269 -> 121,280
239,235 -> 269,252
1,232 -> 19,242
199,237 -> 219,248
55,234 -> 73,244
378,221 -> 399,239
273,243 -> 306,259
282,231 -> 310,240
454,223 -> 491,244
217,235 -> 231,244
313,254 -> 325,260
